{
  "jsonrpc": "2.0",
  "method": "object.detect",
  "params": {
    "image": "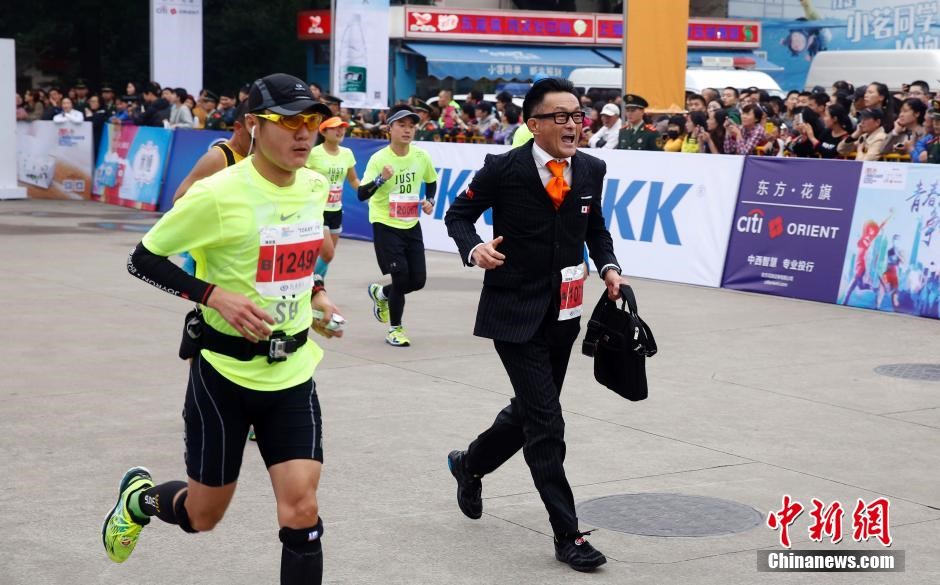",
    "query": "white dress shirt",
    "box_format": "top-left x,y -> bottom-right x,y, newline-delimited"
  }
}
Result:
468,142 -> 620,278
